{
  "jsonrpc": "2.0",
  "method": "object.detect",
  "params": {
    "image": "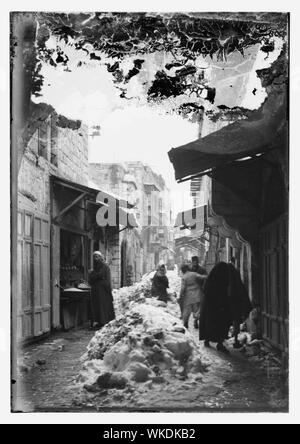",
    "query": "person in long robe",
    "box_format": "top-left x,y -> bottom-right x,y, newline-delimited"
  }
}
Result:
151,263 -> 169,303
199,261 -> 252,354
179,264 -> 206,329
189,256 -> 207,328
88,251 -> 115,329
